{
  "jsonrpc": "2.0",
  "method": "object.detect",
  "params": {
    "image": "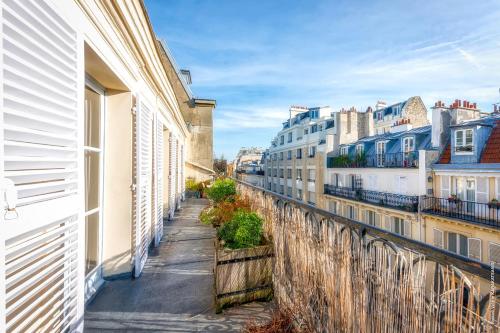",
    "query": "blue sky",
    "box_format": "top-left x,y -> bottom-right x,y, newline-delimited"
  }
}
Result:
145,0 -> 500,160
